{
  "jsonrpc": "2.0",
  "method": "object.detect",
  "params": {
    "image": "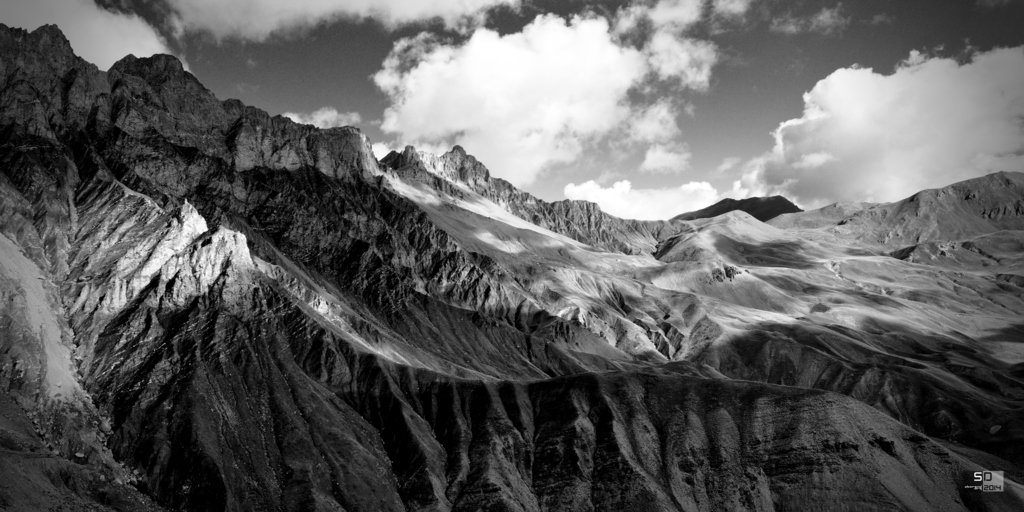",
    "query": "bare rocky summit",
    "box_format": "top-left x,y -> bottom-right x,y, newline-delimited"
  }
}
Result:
1,24 -> 1023,511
